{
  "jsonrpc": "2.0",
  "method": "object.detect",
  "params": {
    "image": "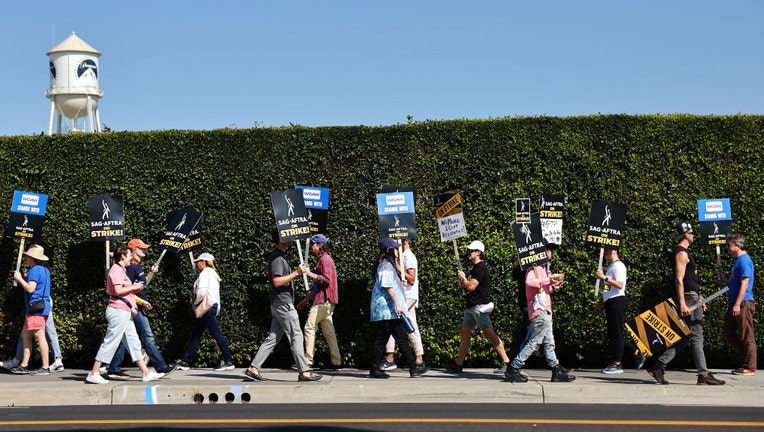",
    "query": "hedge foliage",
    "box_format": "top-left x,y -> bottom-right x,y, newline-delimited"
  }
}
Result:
0,114 -> 761,370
